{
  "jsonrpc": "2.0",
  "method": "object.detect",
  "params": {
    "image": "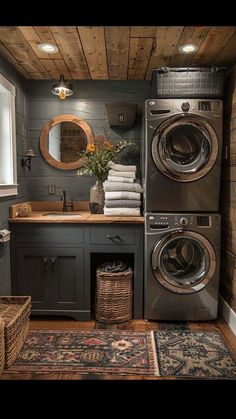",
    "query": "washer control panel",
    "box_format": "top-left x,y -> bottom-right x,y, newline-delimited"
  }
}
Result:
146,213 -> 220,231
